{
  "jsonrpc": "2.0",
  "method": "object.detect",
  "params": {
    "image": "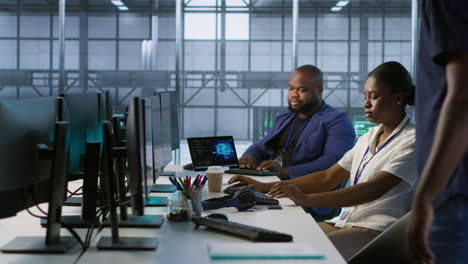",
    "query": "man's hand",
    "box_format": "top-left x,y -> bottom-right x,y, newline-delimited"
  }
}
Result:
406,197 -> 435,264
239,155 -> 256,169
228,175 -> 272,193
256,160 -> 288,180
268,182 -> 308,205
